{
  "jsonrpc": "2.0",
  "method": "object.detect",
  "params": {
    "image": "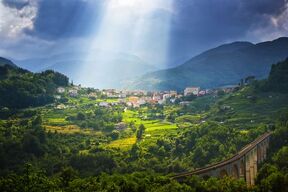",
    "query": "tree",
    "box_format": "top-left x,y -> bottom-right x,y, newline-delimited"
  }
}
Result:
22,133 -> 44,157
32,115 -> 42,128
76,112 -> 86,121
136,124 -> 145,140
273,146 -> 288,171
110,130 -> 120,140
60,167 -> 78,188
